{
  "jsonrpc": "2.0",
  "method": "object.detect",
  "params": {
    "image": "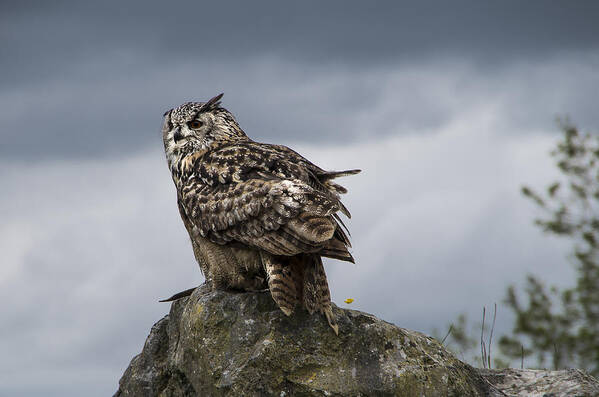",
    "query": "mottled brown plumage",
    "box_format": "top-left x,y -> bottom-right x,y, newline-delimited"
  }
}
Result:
162,94 -> 359,334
